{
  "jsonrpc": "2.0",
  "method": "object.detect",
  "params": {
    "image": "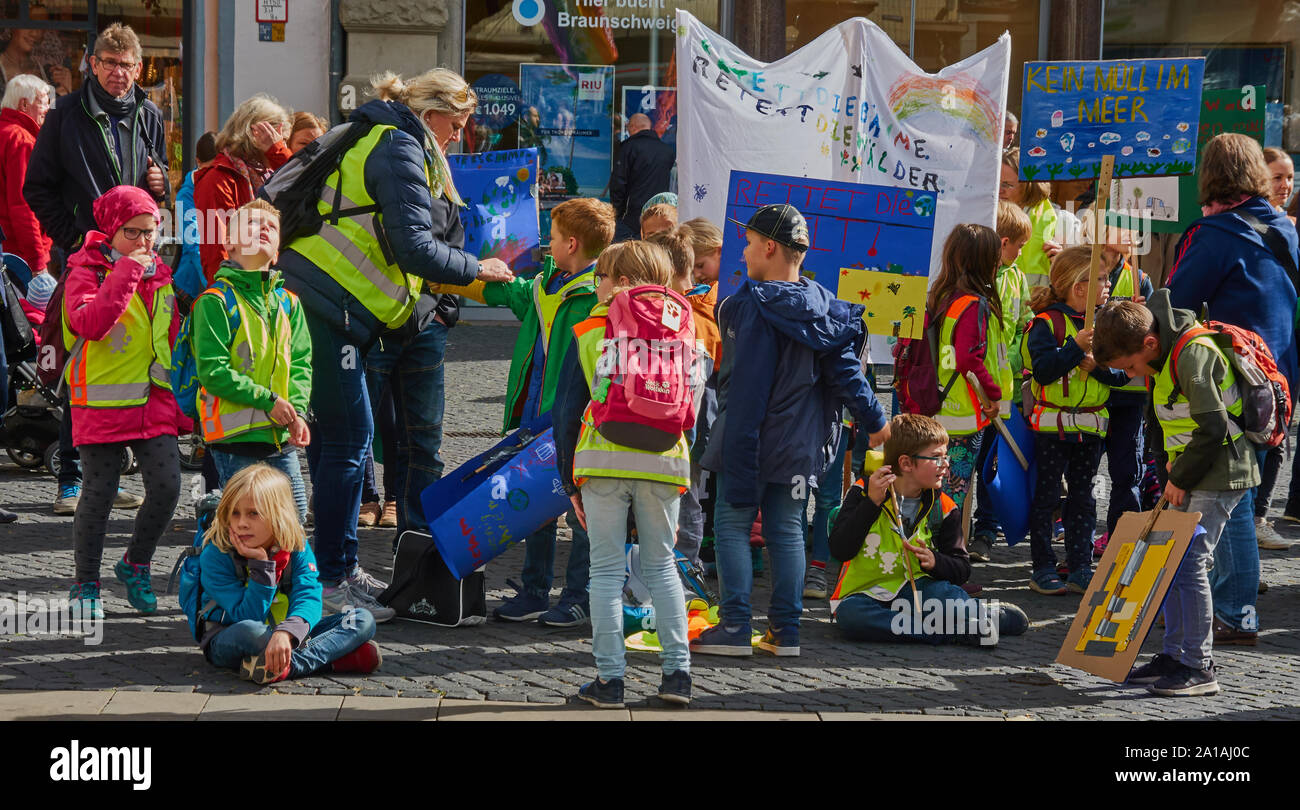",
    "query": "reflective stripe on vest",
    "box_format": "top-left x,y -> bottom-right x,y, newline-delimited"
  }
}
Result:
284,124 -> 426,329
571,311 -> 691,488
1153,332 -> 1244,458
936,294 -> 999,437
63,284 -> 175,408
200,286 -> 294,443
534,268 -> 594,355
1021,310 -> 1111,437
